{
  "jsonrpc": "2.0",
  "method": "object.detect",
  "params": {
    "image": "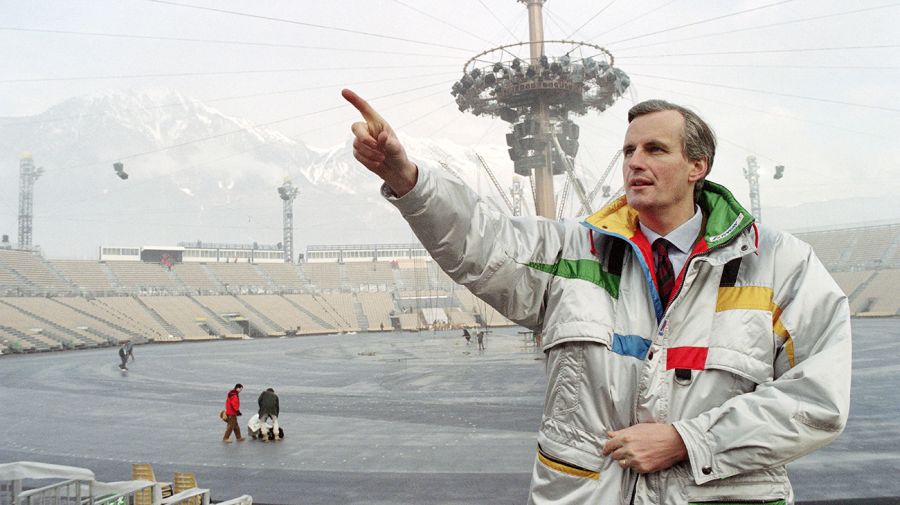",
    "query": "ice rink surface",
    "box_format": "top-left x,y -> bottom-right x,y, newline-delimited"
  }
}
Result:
0,320 -> 897,504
